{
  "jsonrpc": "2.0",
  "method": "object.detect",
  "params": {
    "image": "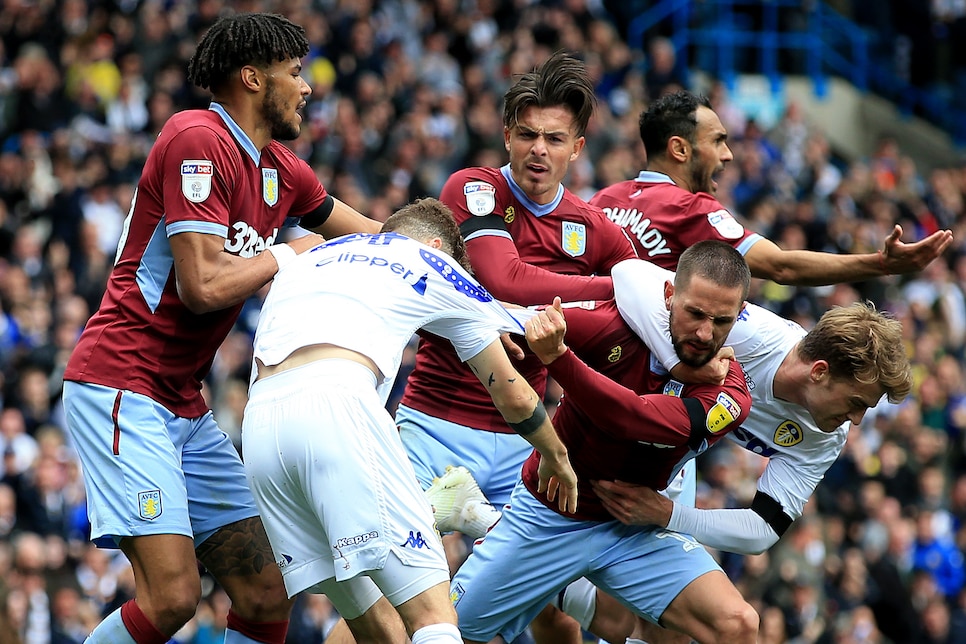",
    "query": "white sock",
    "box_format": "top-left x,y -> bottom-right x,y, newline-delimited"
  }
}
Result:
411,622 -> 462,643
626,639 -> 648,644
460,500 -> 502,538
84,607 -> 137,644
552,577 -> 597,631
